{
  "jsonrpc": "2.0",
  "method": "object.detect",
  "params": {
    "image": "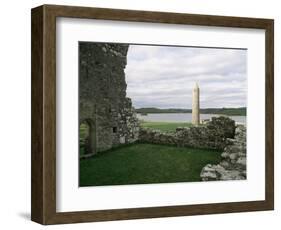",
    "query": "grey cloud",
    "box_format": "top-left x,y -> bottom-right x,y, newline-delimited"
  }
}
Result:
125,45 -> 247,109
